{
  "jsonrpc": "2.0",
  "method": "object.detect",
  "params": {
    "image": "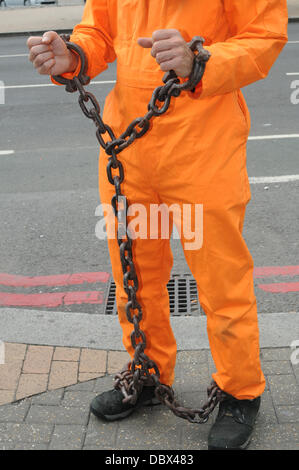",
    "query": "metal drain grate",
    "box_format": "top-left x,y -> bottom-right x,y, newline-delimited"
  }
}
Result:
105,273 -> 204,316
